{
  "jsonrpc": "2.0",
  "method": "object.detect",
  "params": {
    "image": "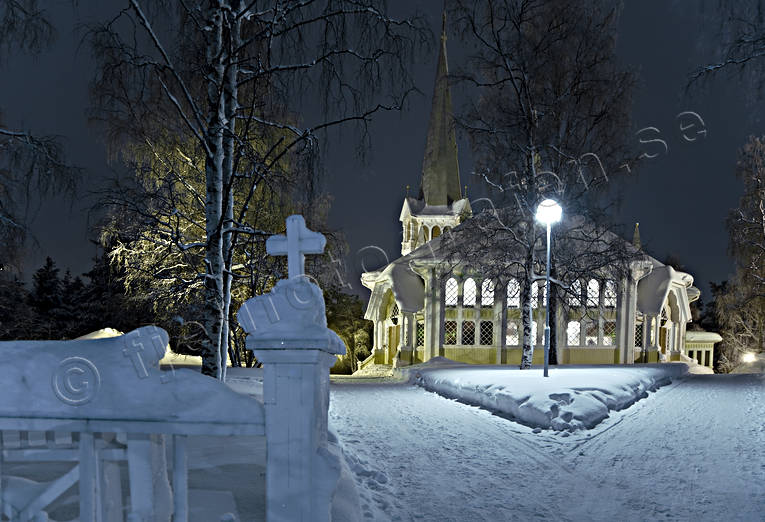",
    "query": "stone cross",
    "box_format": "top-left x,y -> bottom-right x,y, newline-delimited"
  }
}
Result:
266,215 -> 326,278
